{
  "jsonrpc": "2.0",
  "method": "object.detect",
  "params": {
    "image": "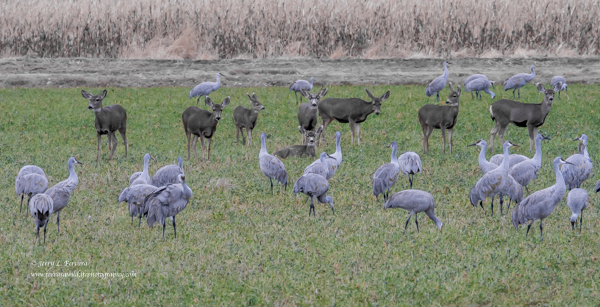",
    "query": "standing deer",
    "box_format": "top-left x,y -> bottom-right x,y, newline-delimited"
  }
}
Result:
182,96 -> 230,161
489,83 -> 554,152
298,88 -> 328,145
418,82 -> 461,154
81,90 -> 128,161
233,93 -> 265,146
318,88 -> 390,146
